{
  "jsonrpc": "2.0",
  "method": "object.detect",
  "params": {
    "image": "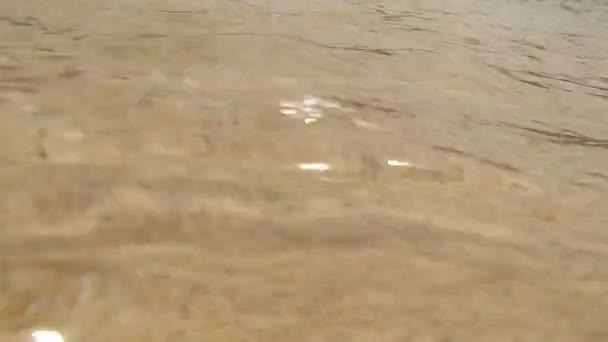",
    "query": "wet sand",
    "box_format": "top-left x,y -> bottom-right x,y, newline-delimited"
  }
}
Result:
0,0 -> 607,341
